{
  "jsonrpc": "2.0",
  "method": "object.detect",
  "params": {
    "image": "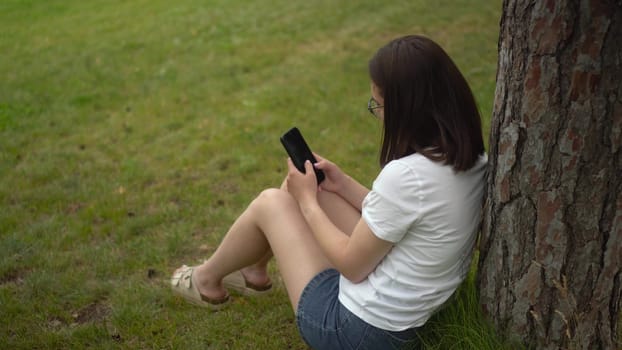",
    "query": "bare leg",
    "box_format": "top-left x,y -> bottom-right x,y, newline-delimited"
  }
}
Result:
236,181 -> 361,283
186,189 -> 329,310
185,185 -> 361,311
191,197 -> 273,301
281,178 -> 361,235
238,251 -> 273,288
317,190 -> 361,236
